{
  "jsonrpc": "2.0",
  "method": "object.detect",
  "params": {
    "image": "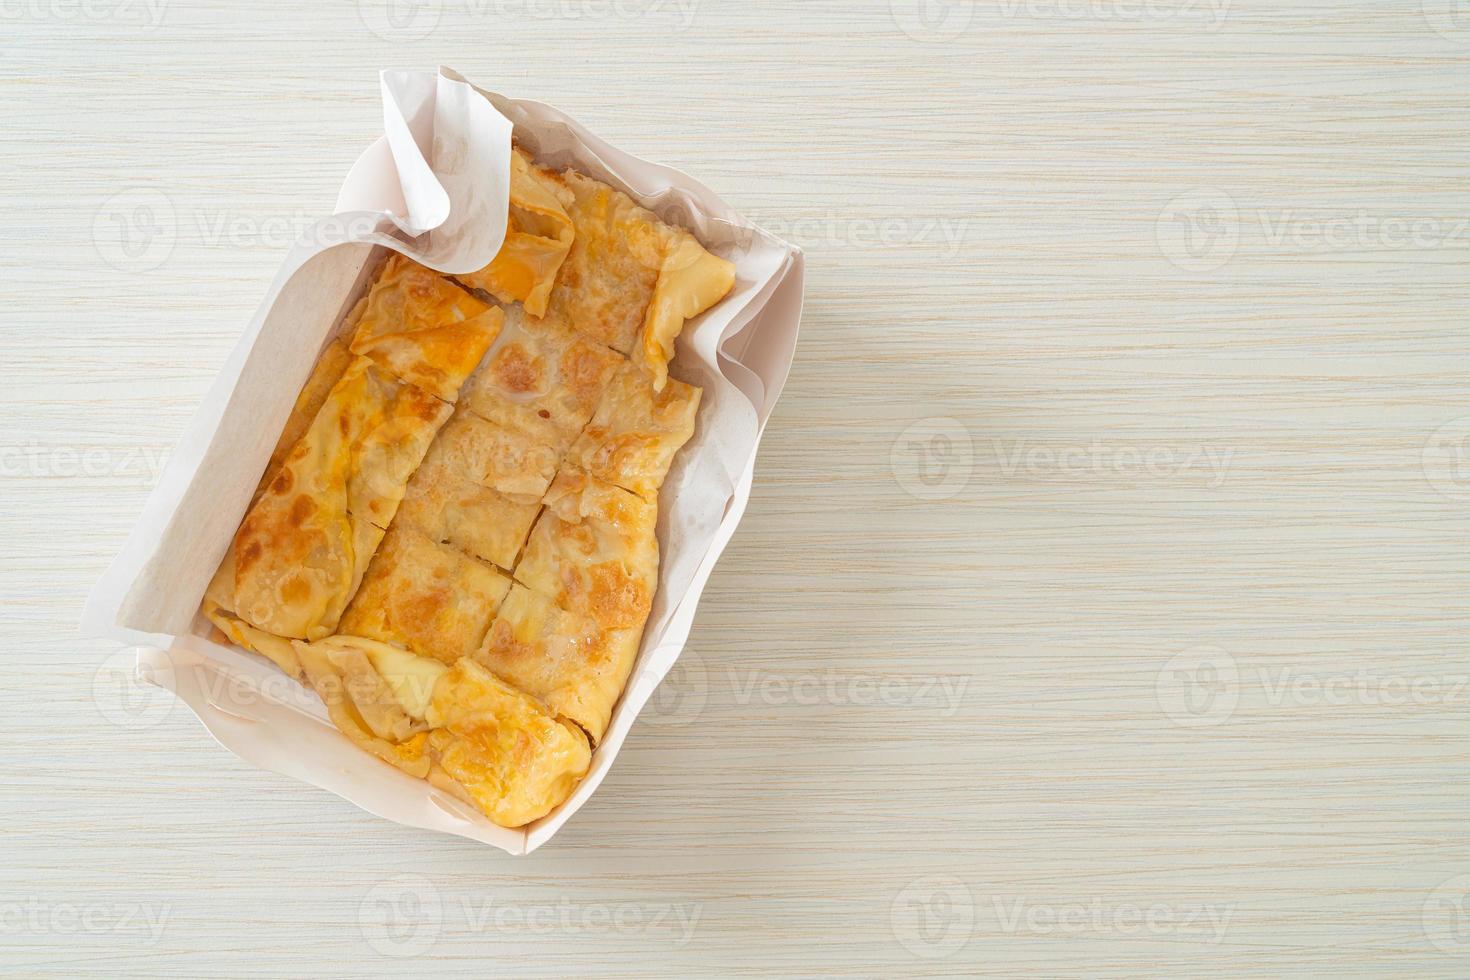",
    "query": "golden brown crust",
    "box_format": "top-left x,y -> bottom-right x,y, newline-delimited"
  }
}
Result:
349,253 -> 504,402
533,169 -> 733,390
566,361 -> 702,501
636,230 -> 735,392
459,306 -> 623,451
234,361 -> 420,639
515,468 -> 659,631
426,658 -> 591,827
256,336 -> 353,499
232,357 -> 448,640
537,170 -> 664,355
457,147 -> 575,317
338,524 -> 512,665
475,584 -> 642,745
395,447 -> 542,572
425,409 -> 559,499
